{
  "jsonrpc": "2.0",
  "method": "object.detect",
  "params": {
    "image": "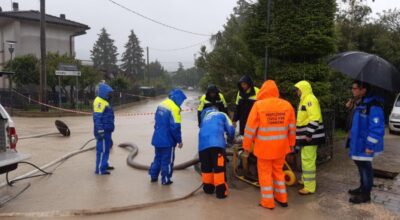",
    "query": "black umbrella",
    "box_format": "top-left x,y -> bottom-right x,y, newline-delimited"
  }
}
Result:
328,51 -> 400,92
